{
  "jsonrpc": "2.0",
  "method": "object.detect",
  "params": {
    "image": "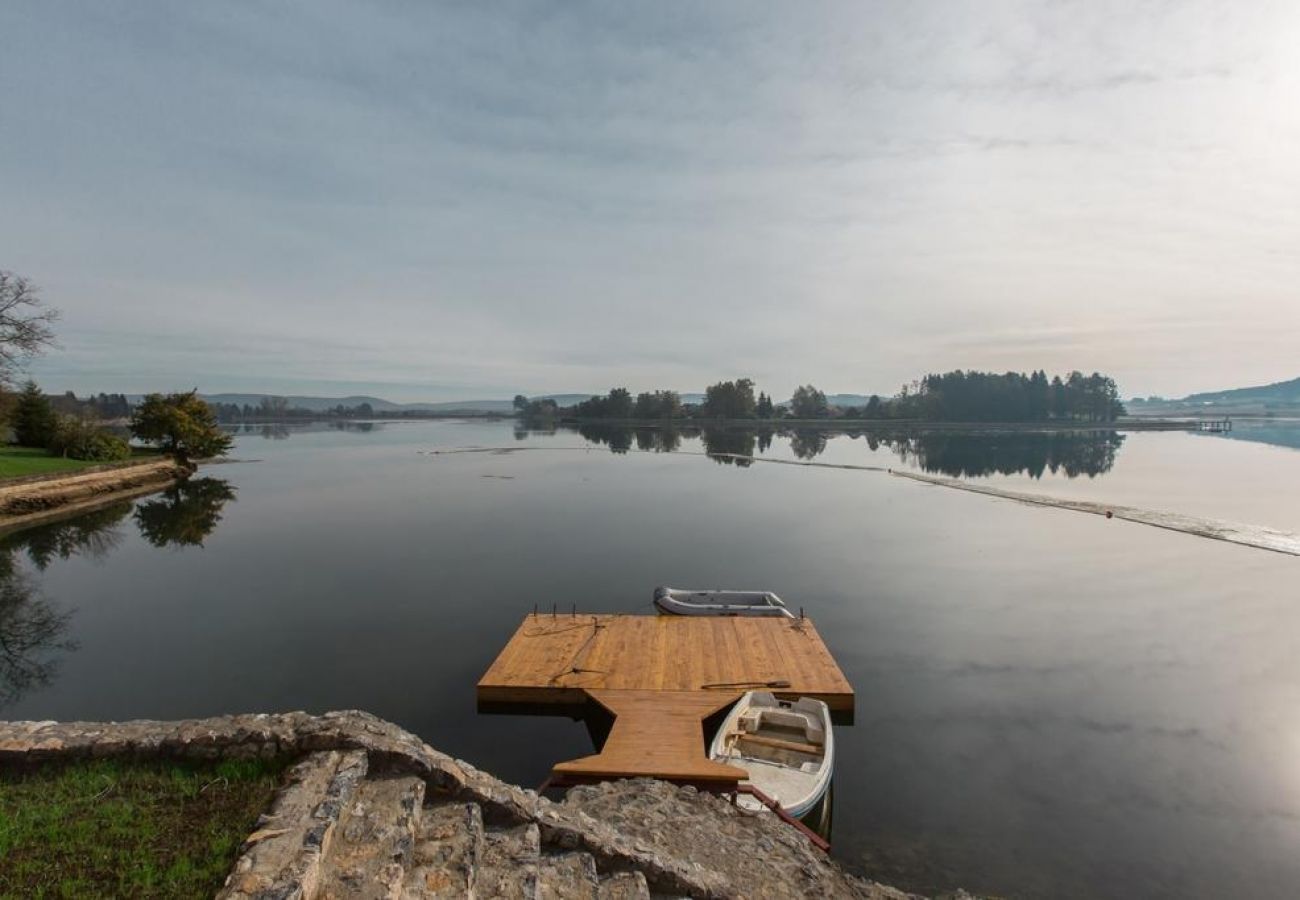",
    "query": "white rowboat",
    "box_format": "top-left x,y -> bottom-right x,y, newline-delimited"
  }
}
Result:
653,586 -> 794,618
709,691 -> 834,820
